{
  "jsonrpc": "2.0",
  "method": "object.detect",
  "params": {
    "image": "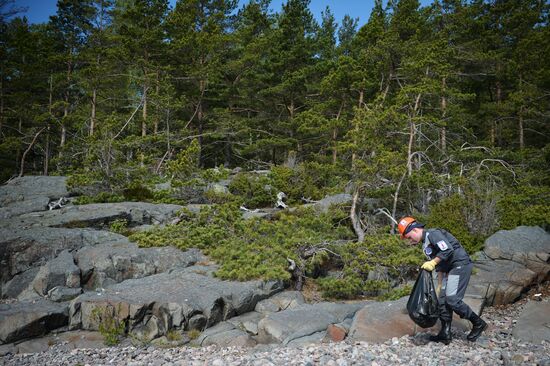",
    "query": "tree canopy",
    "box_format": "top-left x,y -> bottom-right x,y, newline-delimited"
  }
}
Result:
1,0 -> 549,237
